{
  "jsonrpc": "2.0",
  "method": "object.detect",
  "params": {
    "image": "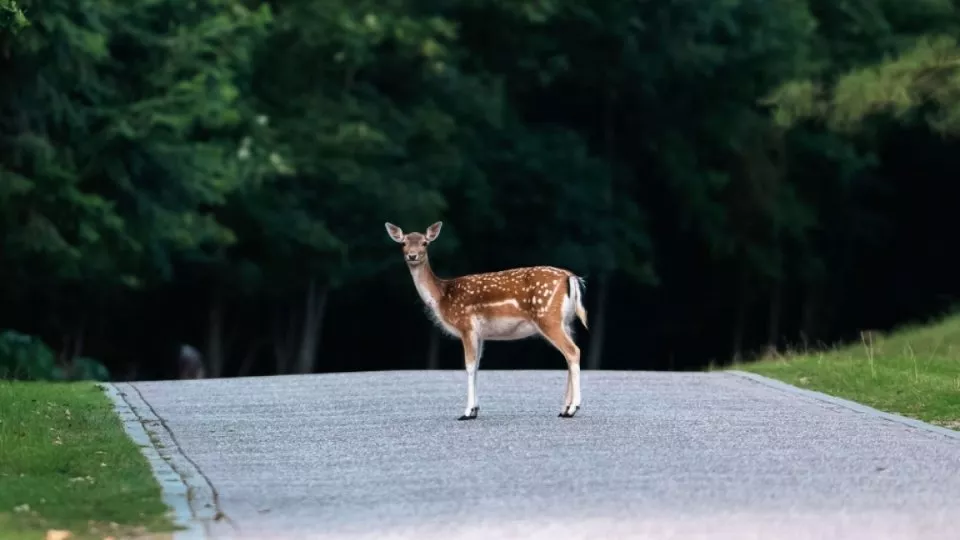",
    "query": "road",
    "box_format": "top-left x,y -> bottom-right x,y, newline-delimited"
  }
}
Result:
113,370 -> 960,540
